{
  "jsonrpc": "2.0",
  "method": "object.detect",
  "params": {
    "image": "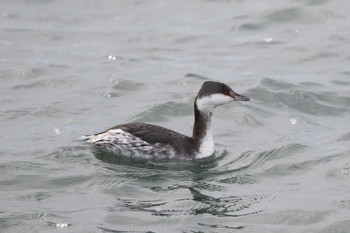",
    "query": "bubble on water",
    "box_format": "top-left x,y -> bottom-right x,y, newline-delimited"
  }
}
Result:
108,55 -> 116,60
54,127 -> 61,135
289,118 -> 298,125
341,163 -> 350,176
56,223 -> 69,229
263,37 -> 273,43
48,222 -> 71,229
